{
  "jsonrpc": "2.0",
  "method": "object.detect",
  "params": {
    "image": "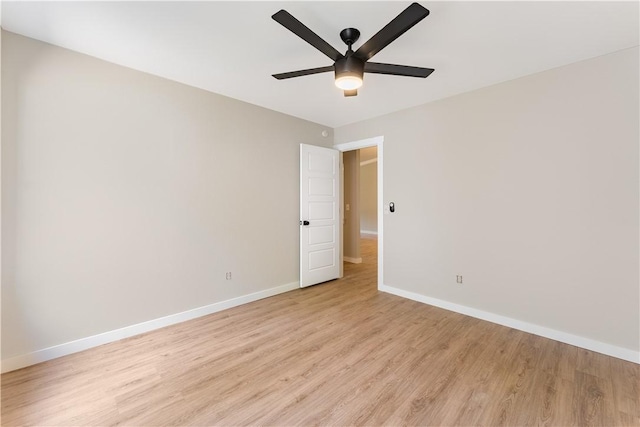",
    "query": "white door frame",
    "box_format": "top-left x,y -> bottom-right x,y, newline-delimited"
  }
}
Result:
333,136 -> 384,289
